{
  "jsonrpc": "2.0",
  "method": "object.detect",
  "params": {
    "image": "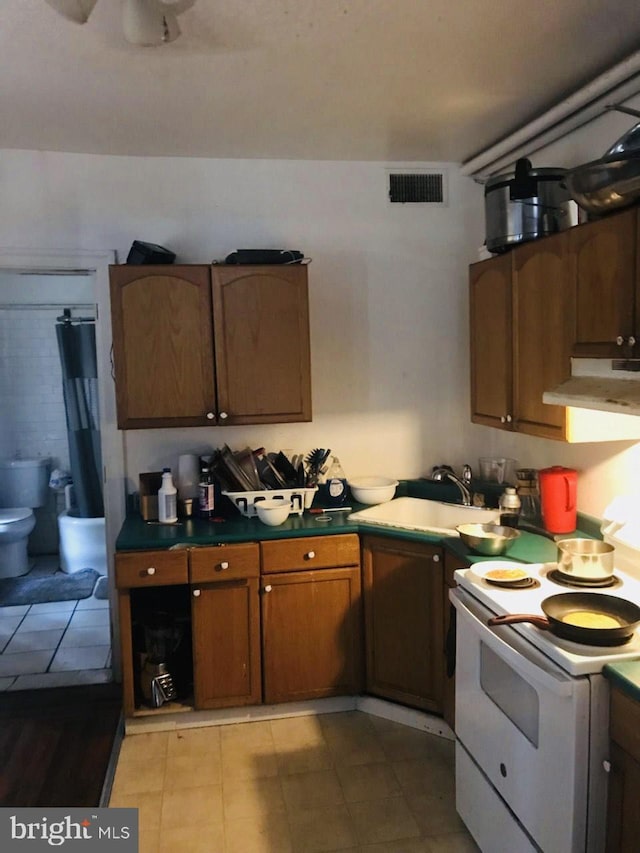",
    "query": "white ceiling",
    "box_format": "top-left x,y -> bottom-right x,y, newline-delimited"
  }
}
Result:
5,0 -> 640,163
